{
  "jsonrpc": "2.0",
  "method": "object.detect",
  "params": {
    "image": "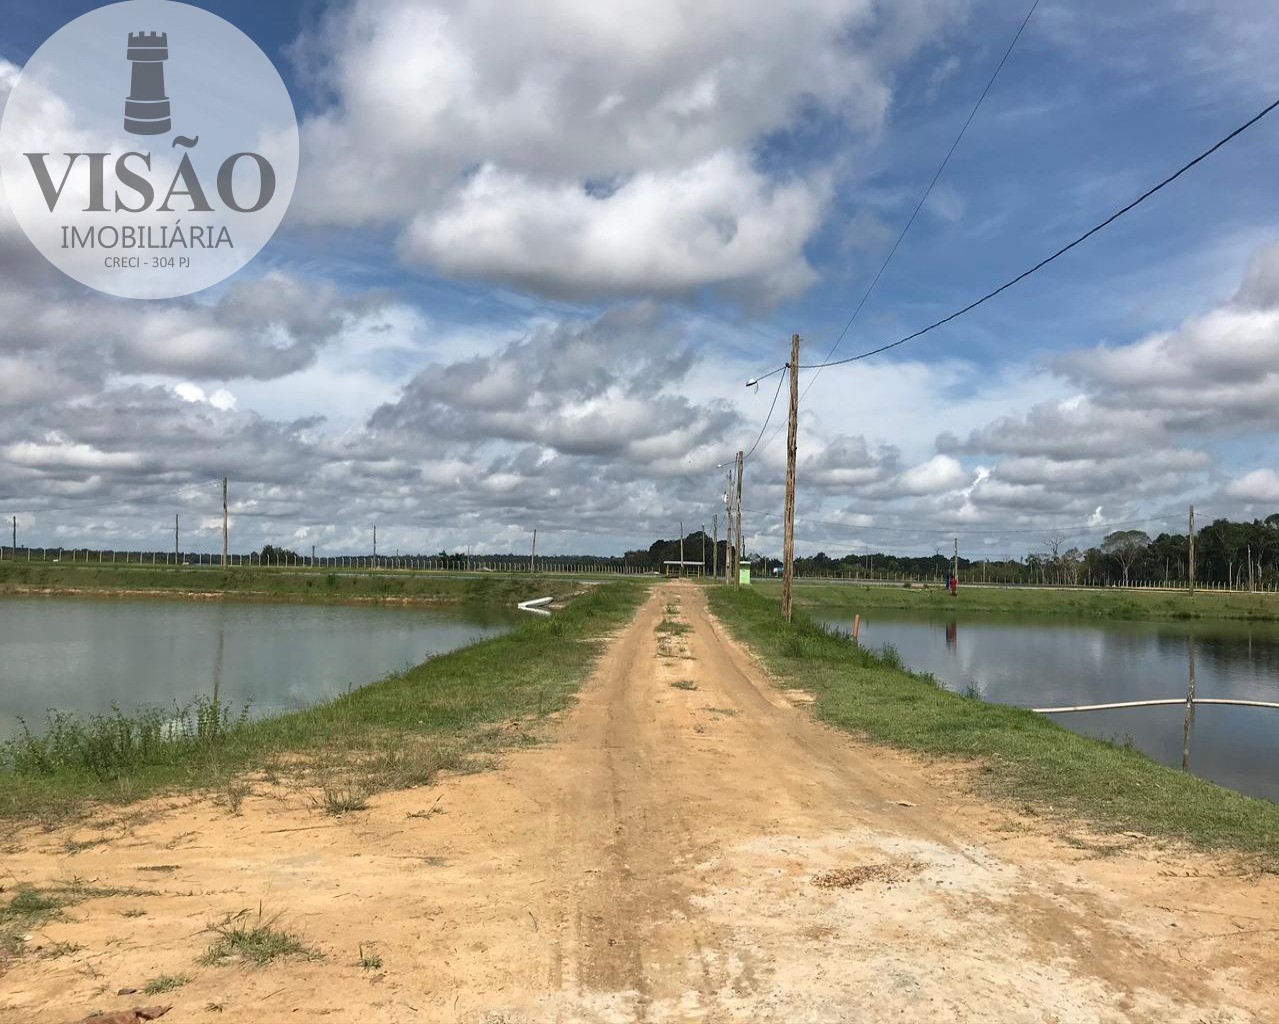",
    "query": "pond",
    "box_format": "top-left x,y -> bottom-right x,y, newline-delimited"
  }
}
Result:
813,609 -> 1279,803
0,596 -> 516,740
